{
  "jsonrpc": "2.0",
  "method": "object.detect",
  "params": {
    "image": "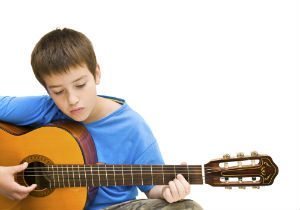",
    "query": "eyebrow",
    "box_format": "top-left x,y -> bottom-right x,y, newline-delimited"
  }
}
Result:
48,75 -> 87,88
